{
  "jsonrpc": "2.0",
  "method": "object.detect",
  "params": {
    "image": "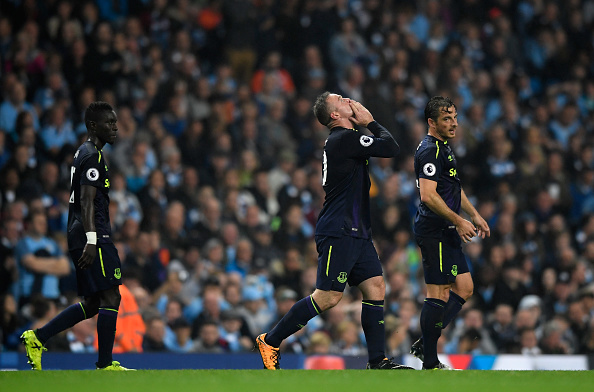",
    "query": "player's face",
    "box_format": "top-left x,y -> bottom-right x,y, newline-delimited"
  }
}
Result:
328,94 -> 353,121
432,106 -> 458,140
95,110 -> 118,145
